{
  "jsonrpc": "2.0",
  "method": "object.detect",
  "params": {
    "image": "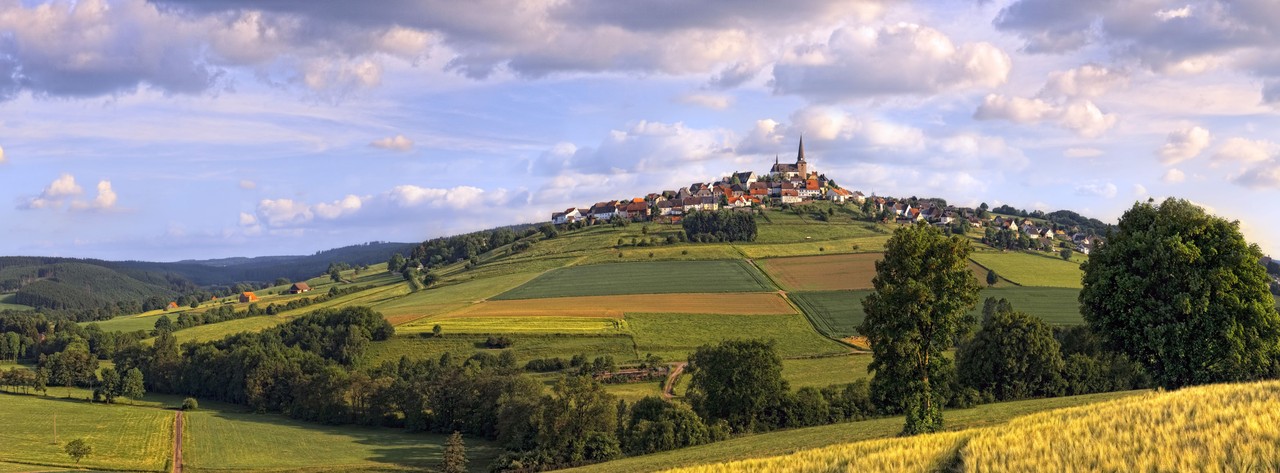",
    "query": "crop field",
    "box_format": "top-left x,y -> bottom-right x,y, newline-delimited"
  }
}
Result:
753,222 -> 882,244
970,251 -> 1084,288
563,390 -> 1141,473
439,293 -> 796,319
363,333 -> 641,366
372,269 -> 554,323
626,313 -> 849,360
782,355 -> 874,389
660,381 -> 1280,473
792,287 -> 1082,339
734,236 -> 890,259
977,287 -> 1082,325
184,408 -> 499,472
790,291 -> 871,339
493,260 -> 775,300
427,316 -> 627,334
574,244 -> 744,265
171,315 -> 289,344
0,394 -> 172,472
758,253 -> 880,291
